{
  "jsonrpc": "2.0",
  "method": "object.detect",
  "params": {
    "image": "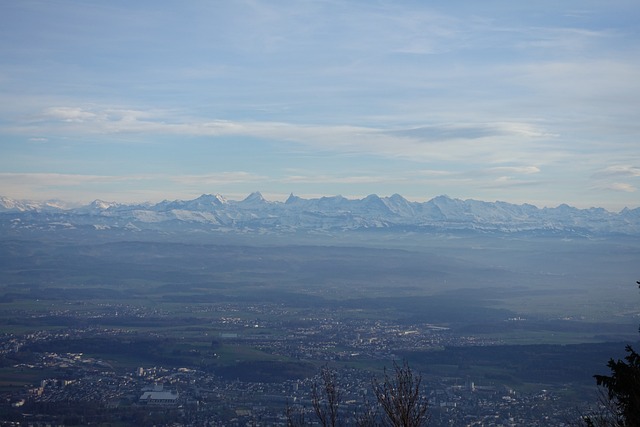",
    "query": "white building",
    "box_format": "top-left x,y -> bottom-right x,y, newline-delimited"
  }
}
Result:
139,390 -> 179,406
